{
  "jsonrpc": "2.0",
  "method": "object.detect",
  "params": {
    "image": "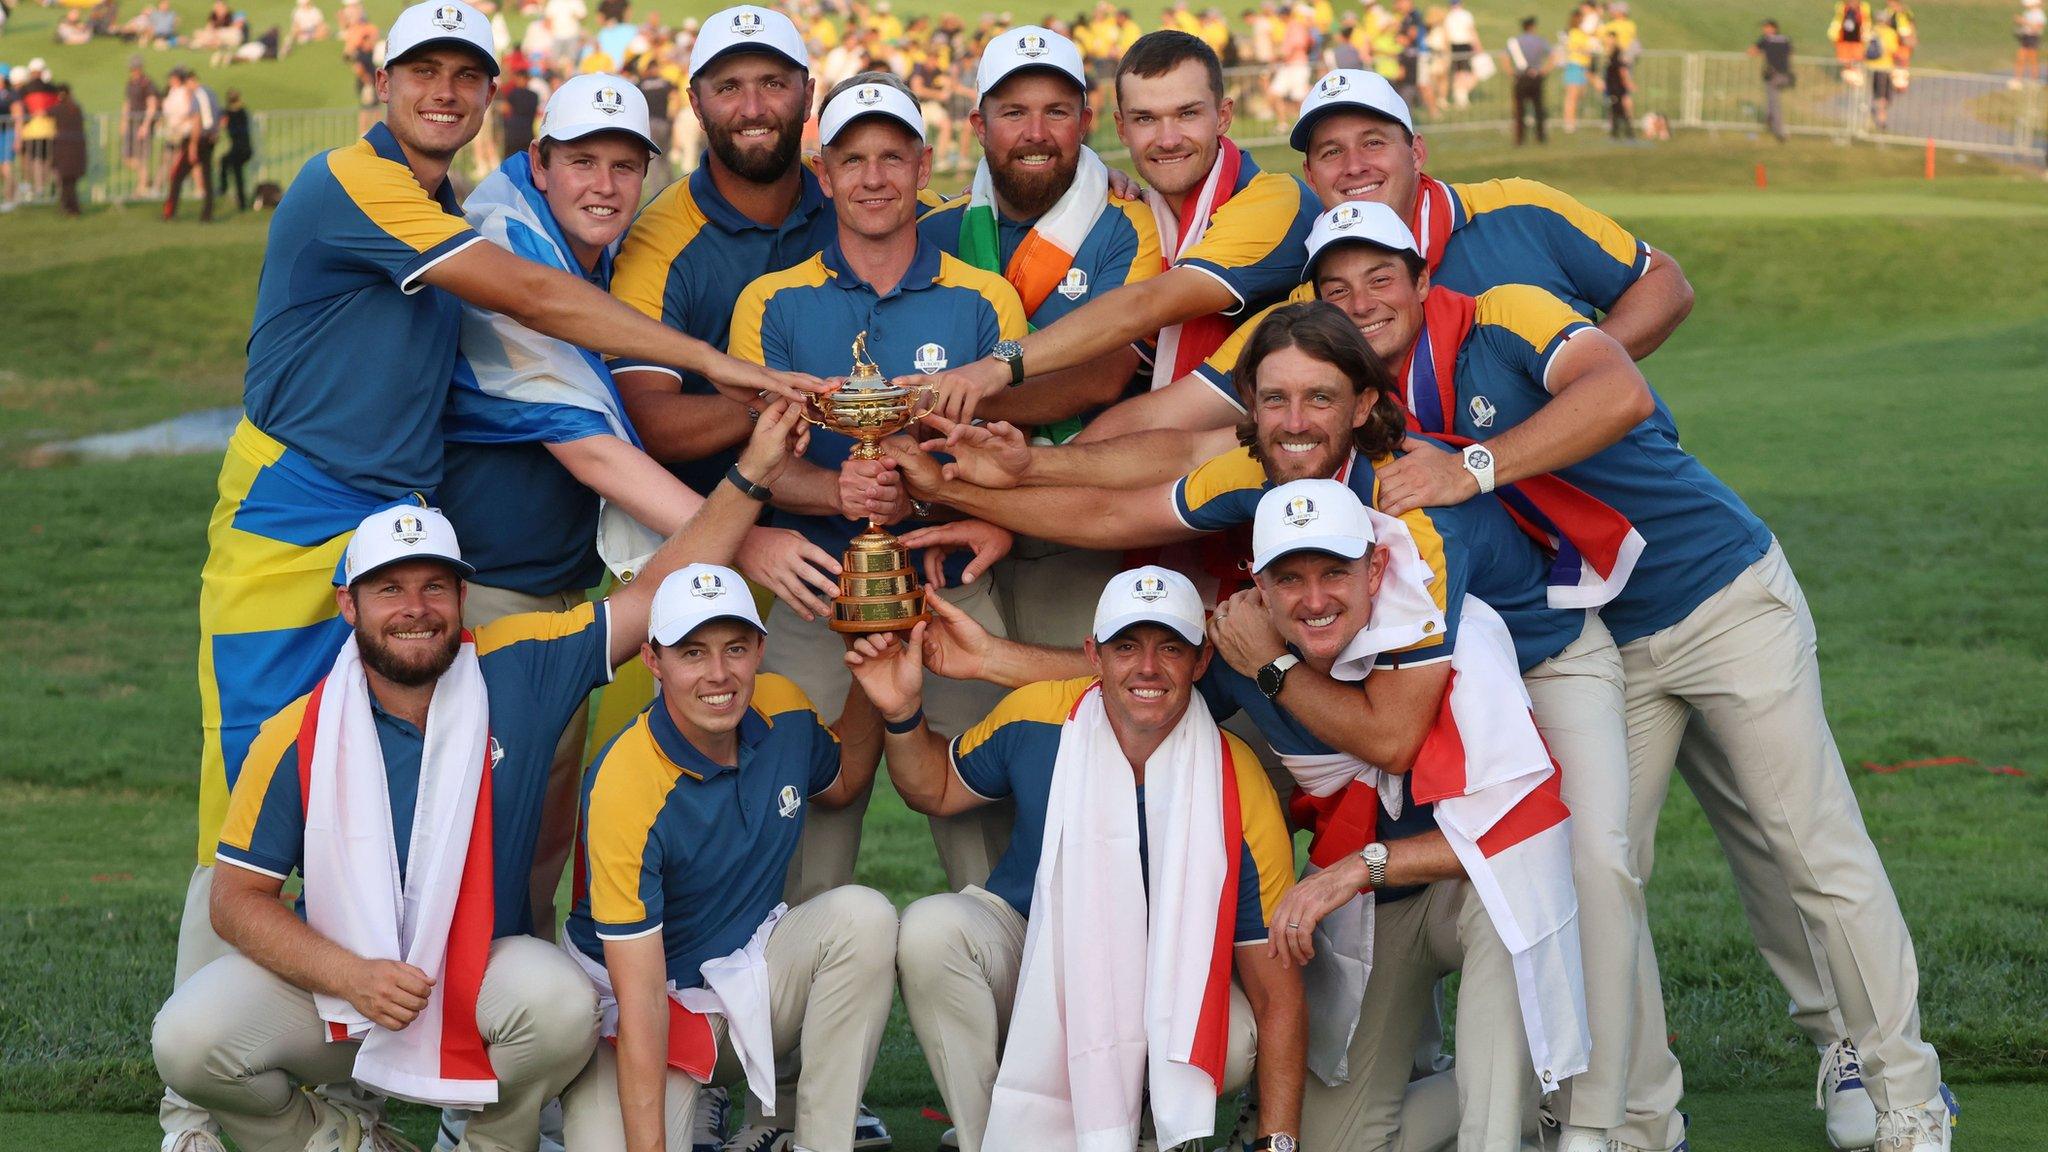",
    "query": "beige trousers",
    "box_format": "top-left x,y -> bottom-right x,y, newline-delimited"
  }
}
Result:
992,542 -> 1125,649
896,887 -> 1257,1152
1522,614 -> 1683,1149
763,577 -> 1015,900
1300,880 -> 1535,1152
462,583 -> 593,939
1622,540 -> 1939,1111
160,864 -> 237,1136
153,935 -> 600,1152
560,885 -> 900,1152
